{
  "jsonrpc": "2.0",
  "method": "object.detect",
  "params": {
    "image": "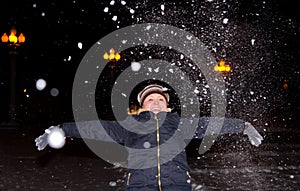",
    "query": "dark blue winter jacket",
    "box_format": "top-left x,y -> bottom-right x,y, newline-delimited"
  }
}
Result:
61,111 -> 245,190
